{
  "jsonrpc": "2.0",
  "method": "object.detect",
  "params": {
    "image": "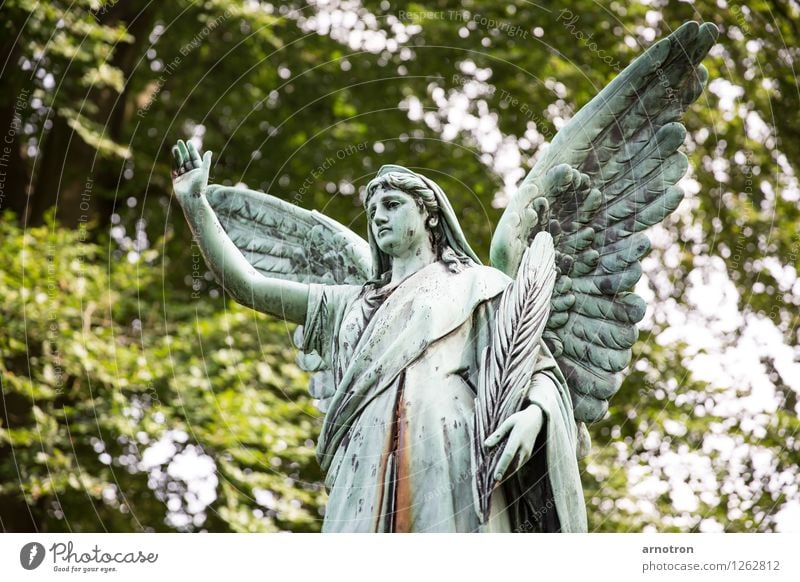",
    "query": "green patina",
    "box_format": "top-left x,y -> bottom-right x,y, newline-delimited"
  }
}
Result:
171,22 -> 717,532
